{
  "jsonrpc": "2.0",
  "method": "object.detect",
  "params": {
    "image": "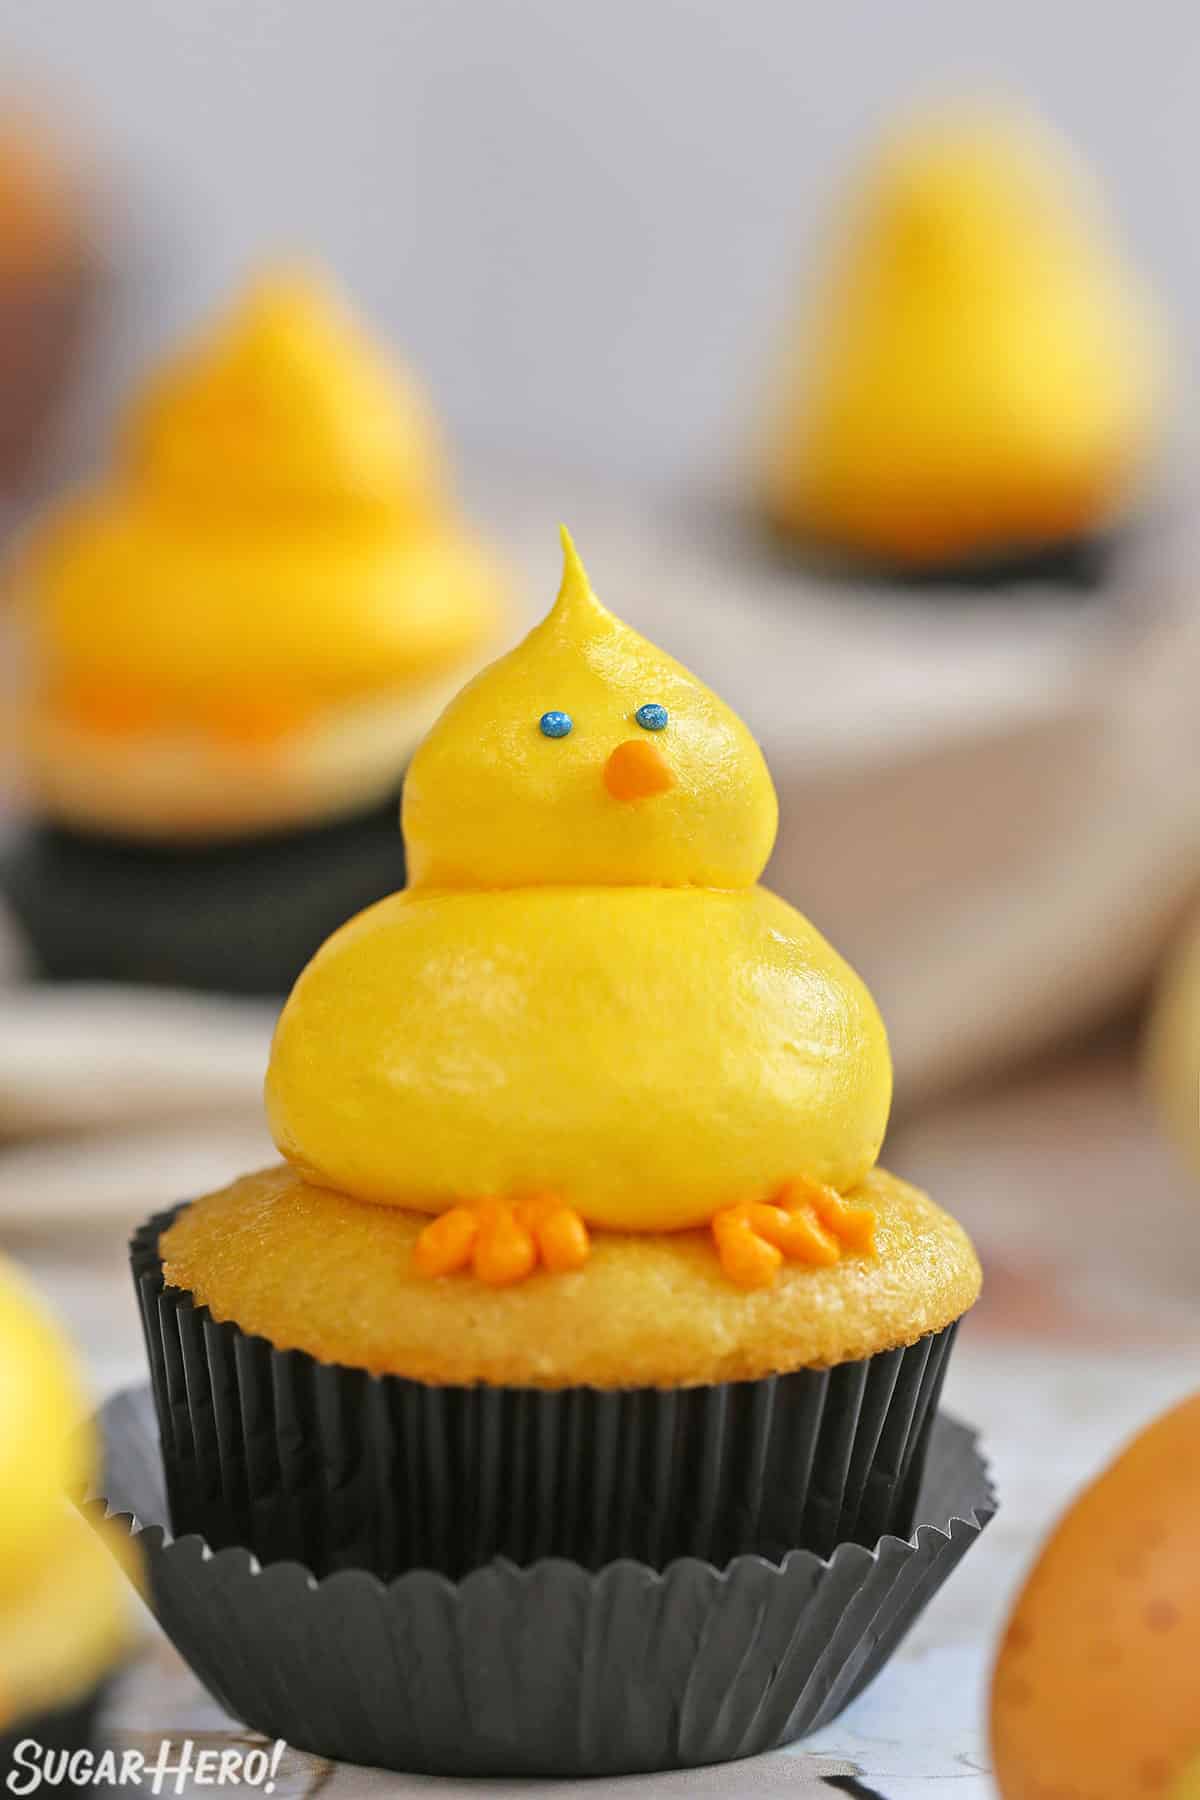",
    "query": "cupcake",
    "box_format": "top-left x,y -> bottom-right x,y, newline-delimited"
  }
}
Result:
0,1254 -> 131,1779
755,103 -> 1167,585
4,267 -> 507,993
134,529 -> 981,1582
